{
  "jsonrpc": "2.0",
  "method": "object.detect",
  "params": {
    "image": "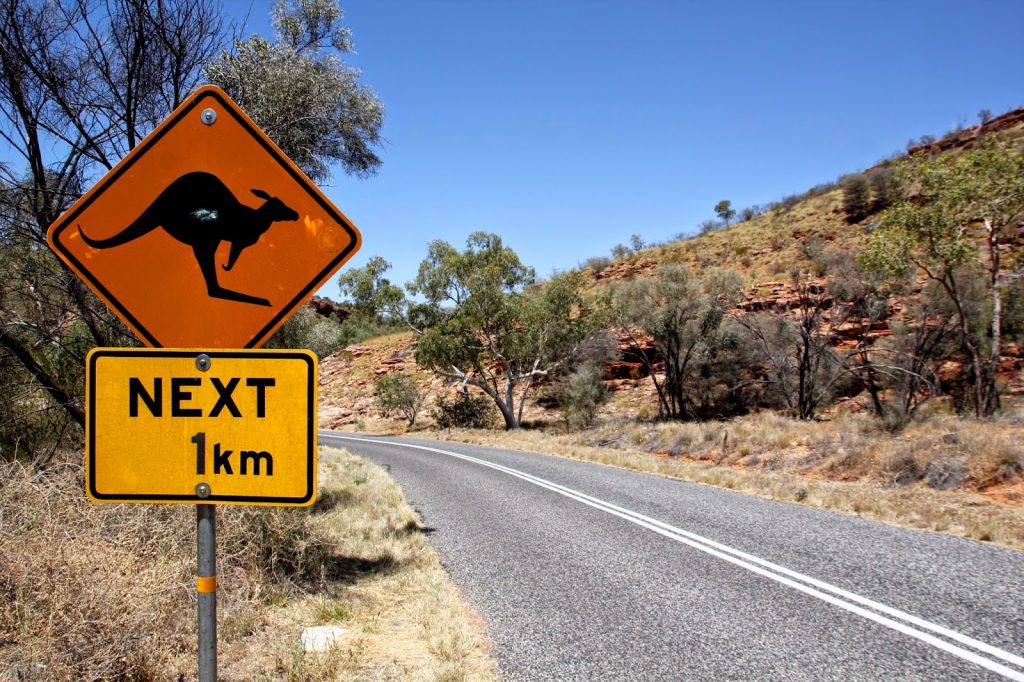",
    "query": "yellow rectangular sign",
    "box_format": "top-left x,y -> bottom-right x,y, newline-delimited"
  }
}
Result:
86,348 -> 317,506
